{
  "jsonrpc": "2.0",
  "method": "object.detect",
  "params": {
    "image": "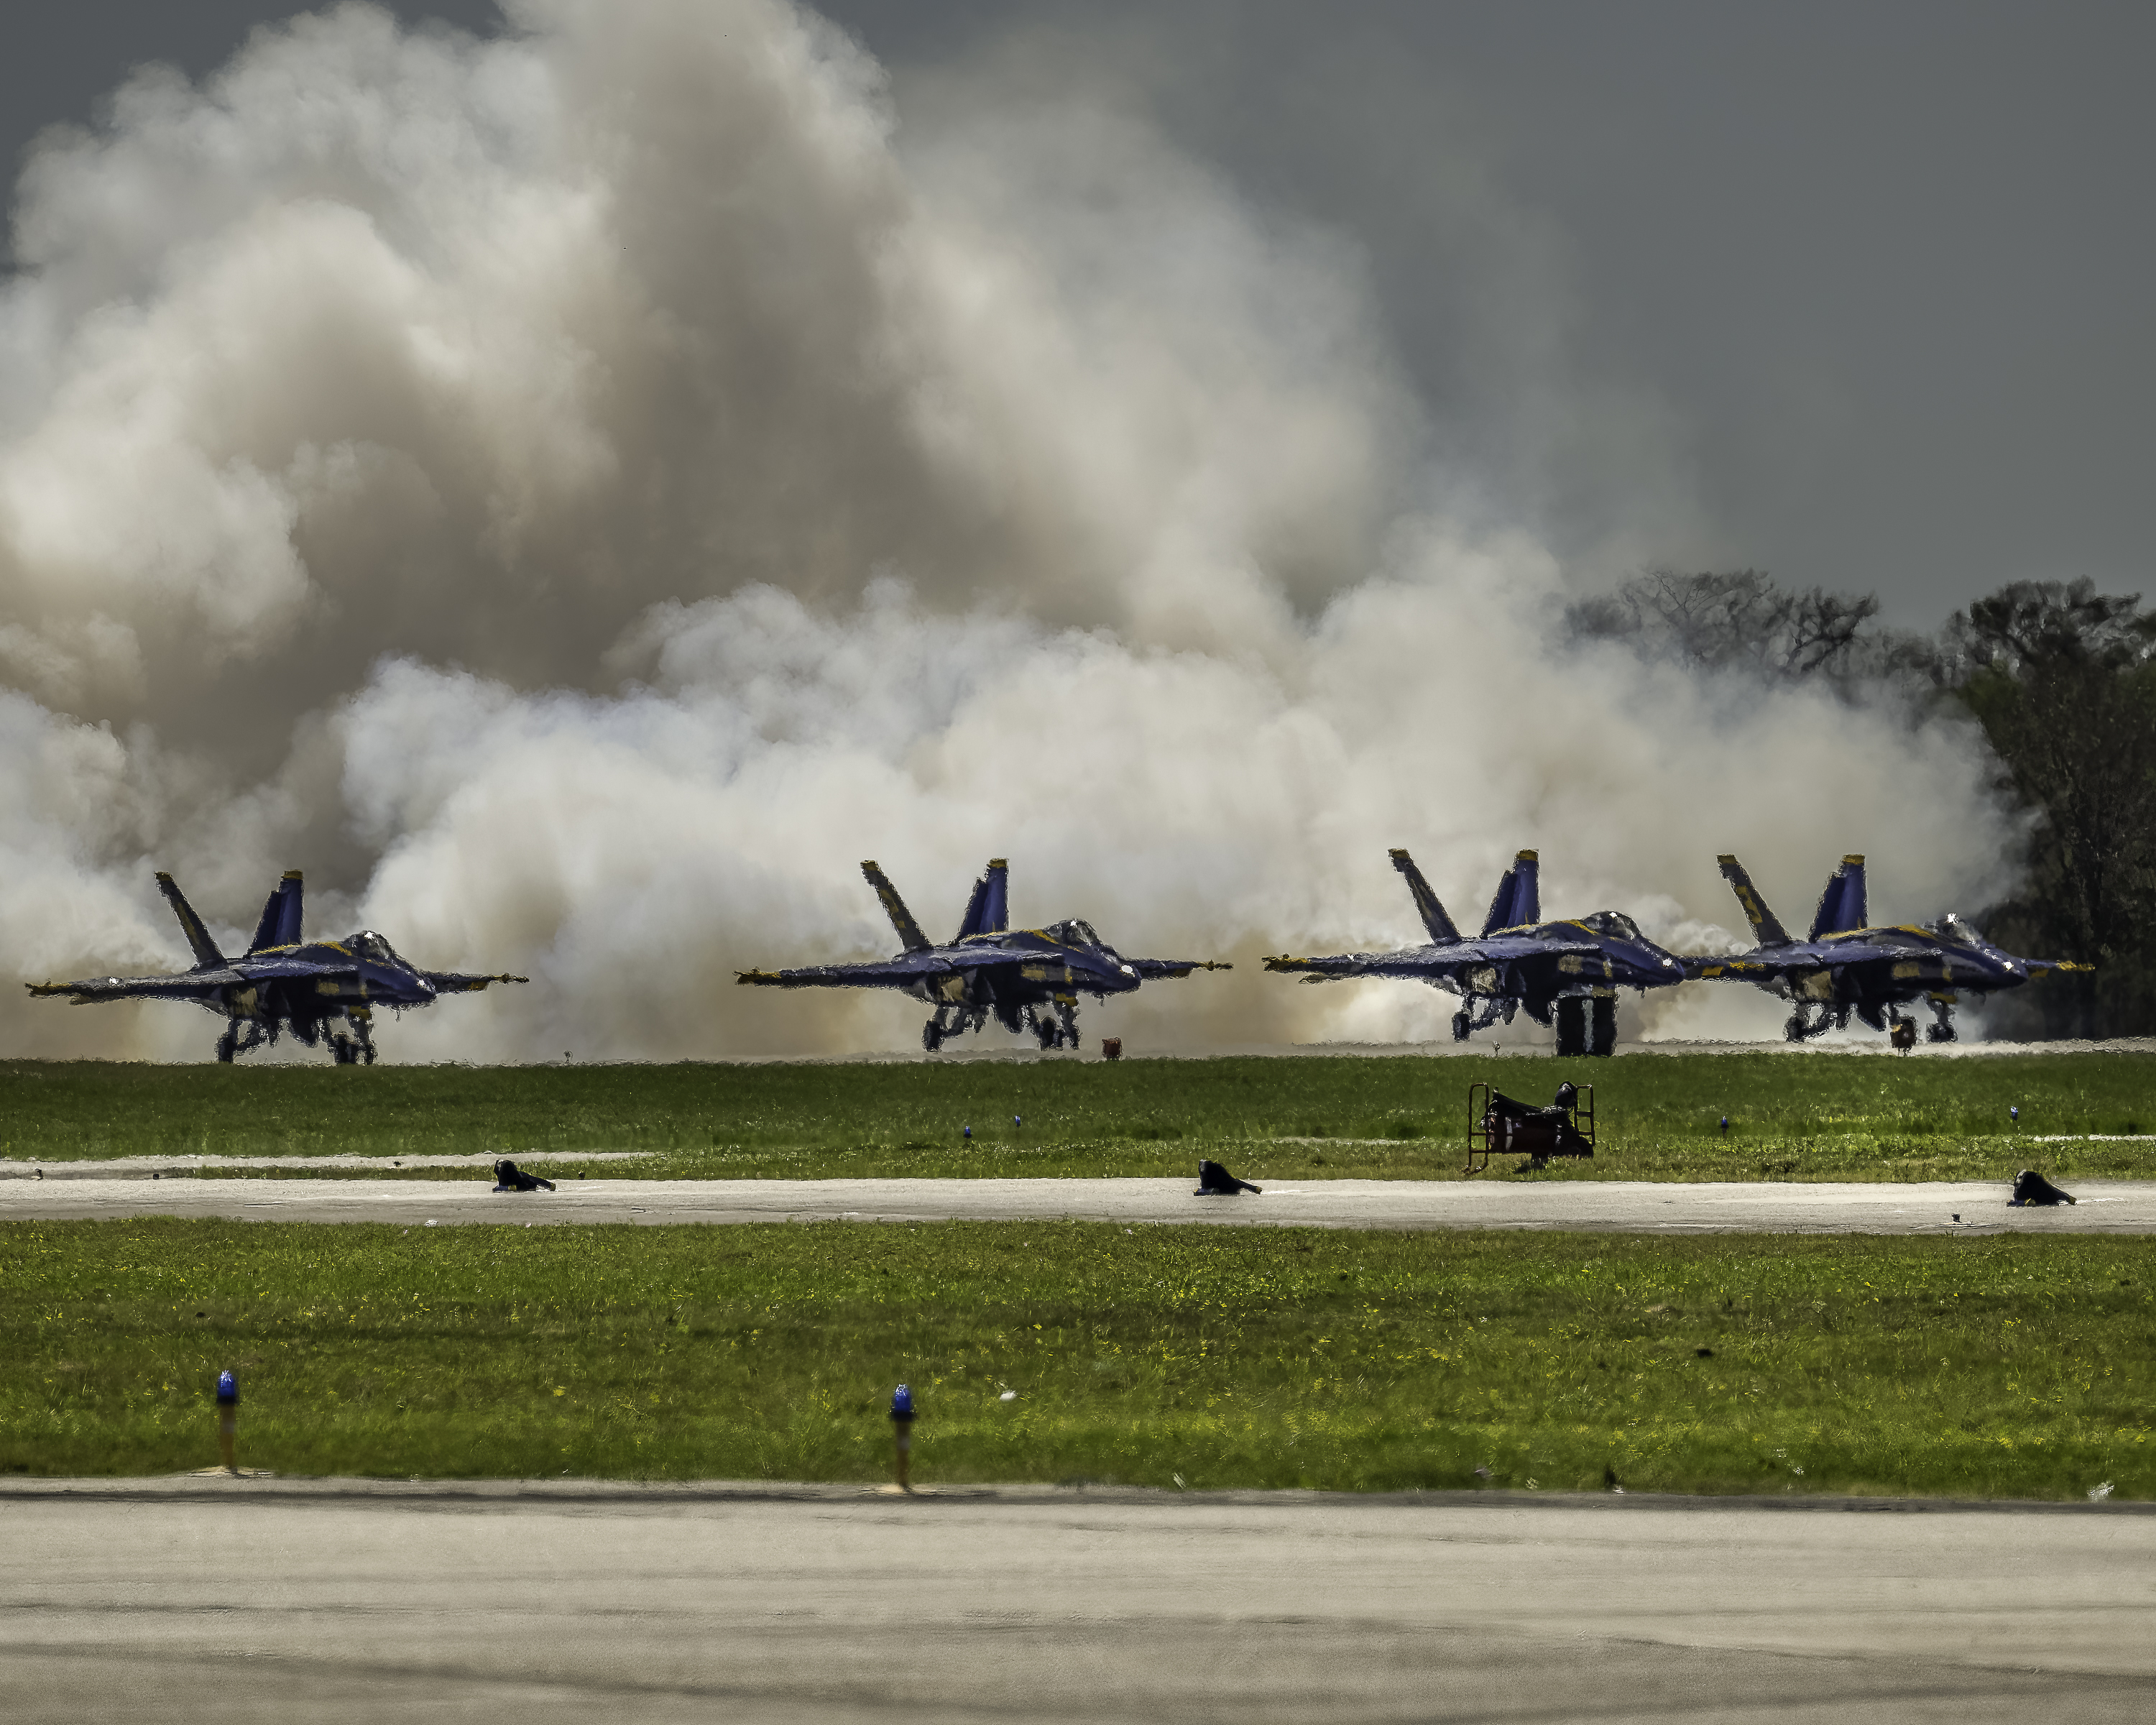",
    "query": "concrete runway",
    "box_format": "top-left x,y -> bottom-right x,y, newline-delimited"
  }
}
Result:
4,1478 -> 2151,1723
4,1173 -> 2152,1233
